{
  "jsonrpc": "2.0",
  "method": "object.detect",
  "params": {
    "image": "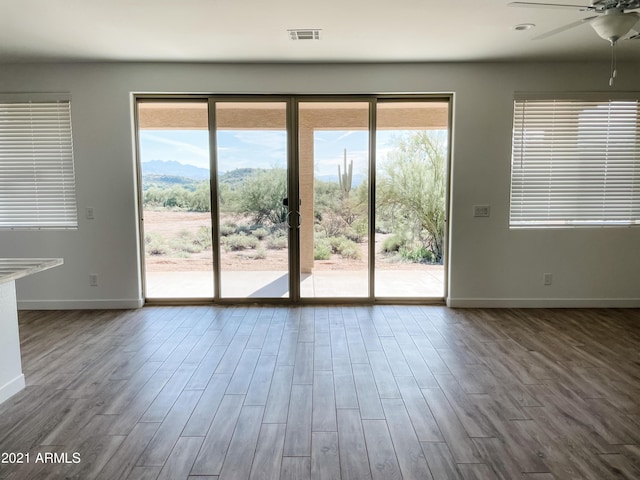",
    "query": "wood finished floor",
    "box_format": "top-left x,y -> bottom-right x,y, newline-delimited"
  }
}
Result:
0,306 -> 639,480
